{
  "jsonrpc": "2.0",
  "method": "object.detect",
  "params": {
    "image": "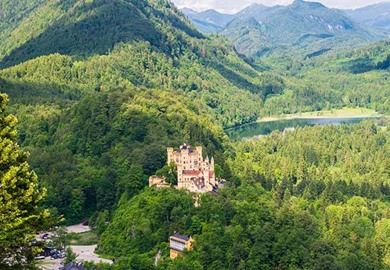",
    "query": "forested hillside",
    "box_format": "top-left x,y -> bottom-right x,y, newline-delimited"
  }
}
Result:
257,39 -> 390,116
97,121 -> 390,269
1,0 -> 390,269
0,0 -> 277,224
